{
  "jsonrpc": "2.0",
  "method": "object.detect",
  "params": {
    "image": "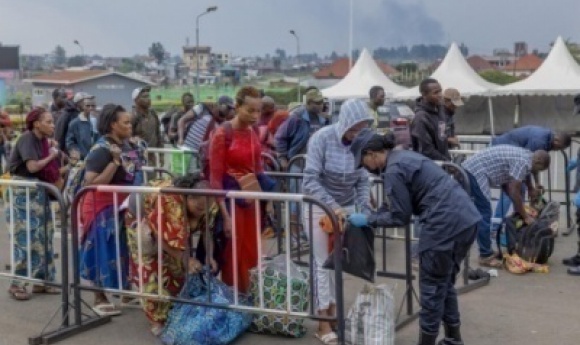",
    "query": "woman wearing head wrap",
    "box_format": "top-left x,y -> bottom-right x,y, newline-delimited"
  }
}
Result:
6,108 -> 63,300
